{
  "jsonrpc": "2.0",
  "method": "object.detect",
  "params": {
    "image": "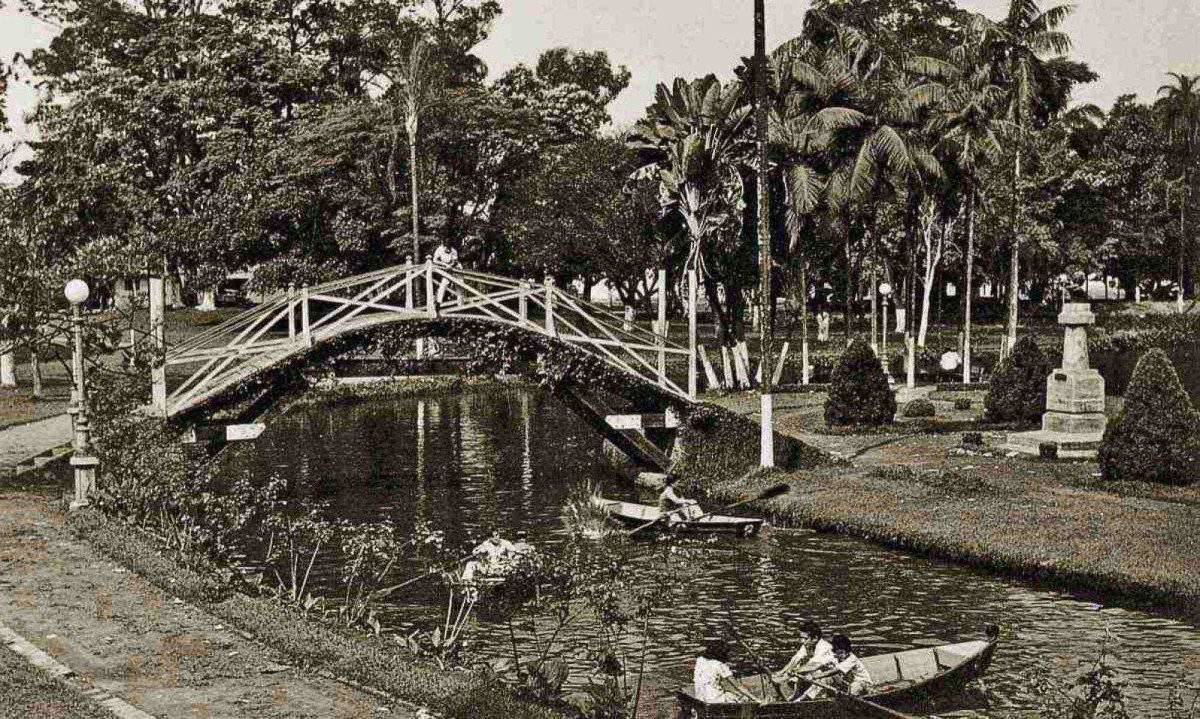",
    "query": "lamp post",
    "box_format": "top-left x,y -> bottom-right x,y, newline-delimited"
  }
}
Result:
878,281 -> 894,384
64,279 -> 99,510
